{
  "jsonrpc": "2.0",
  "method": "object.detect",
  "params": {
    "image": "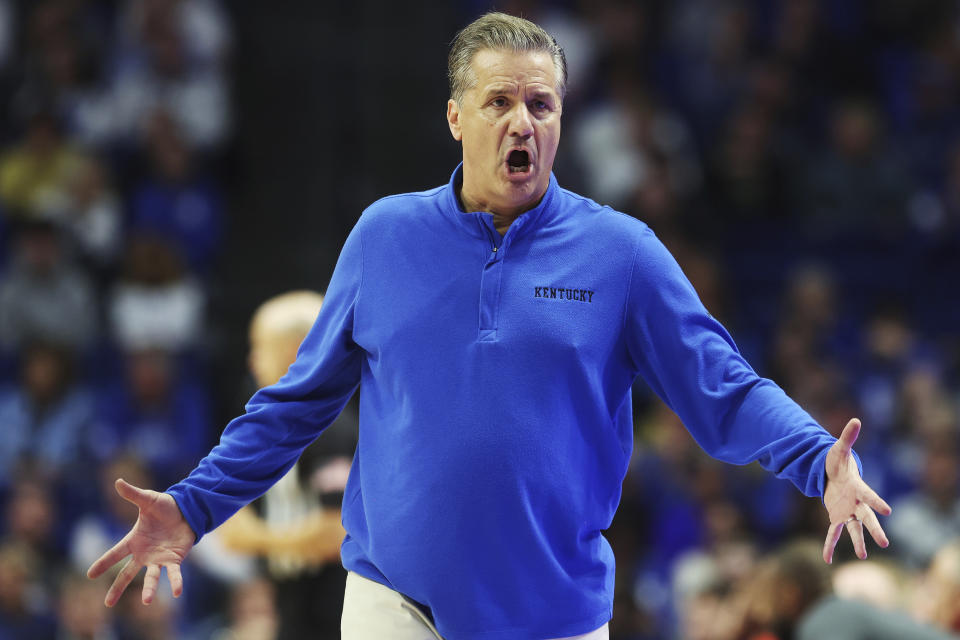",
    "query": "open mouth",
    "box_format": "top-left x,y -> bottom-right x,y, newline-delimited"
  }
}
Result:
507,149 -> 531,174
